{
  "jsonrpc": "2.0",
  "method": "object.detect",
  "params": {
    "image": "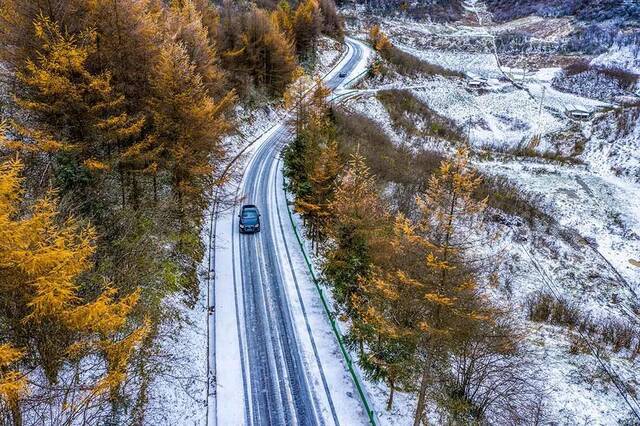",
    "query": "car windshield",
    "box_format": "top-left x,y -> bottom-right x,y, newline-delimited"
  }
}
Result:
242,209 -> 259,222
